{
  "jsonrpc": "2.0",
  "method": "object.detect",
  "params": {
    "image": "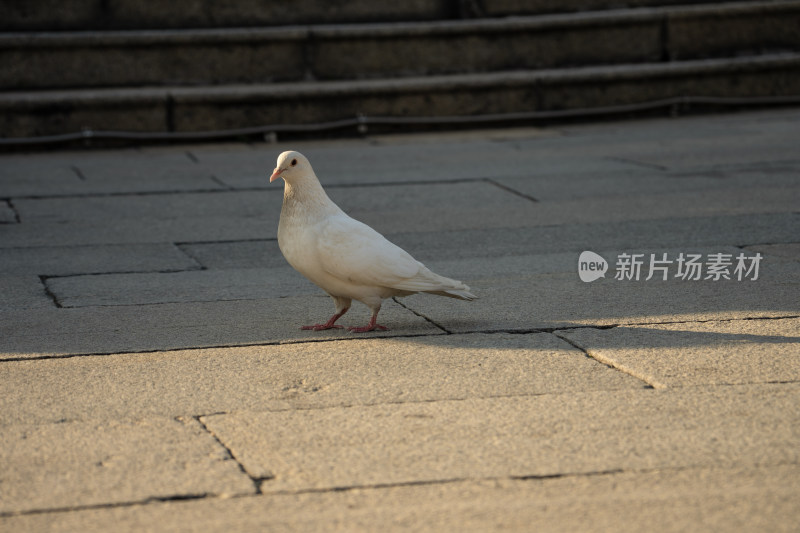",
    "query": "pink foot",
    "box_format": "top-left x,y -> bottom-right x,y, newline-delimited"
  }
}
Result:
347,313 -> 388,333
301,310 -> 348,331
